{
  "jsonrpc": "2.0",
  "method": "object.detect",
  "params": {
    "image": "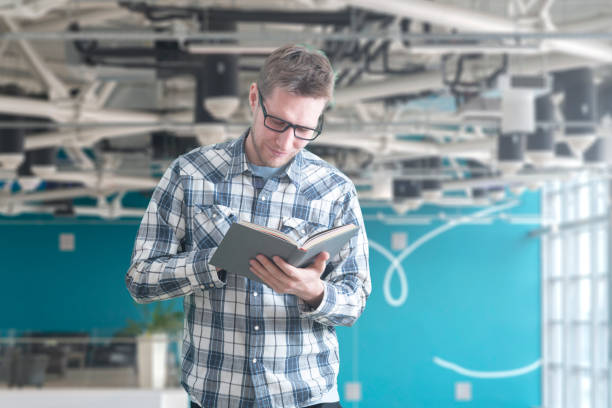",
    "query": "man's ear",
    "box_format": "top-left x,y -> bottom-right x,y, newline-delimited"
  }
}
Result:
248,83 -> 258,114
